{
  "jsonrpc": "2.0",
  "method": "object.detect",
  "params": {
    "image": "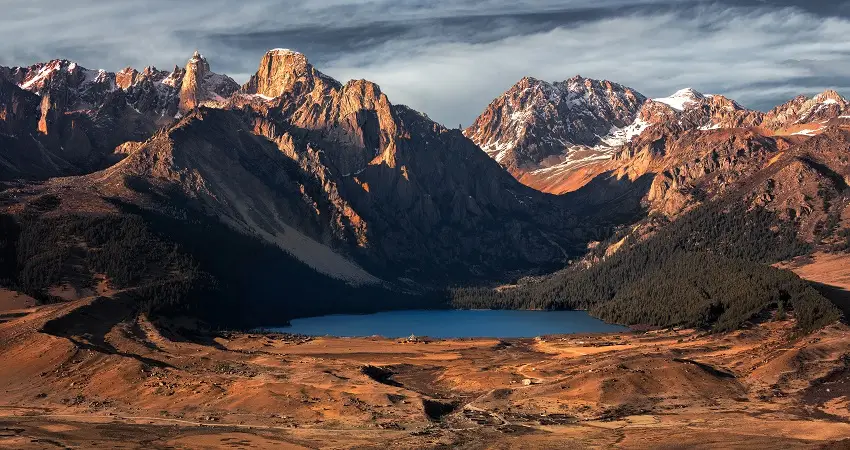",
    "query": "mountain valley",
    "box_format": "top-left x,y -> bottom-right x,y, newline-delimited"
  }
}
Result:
1,46 -> 850,449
